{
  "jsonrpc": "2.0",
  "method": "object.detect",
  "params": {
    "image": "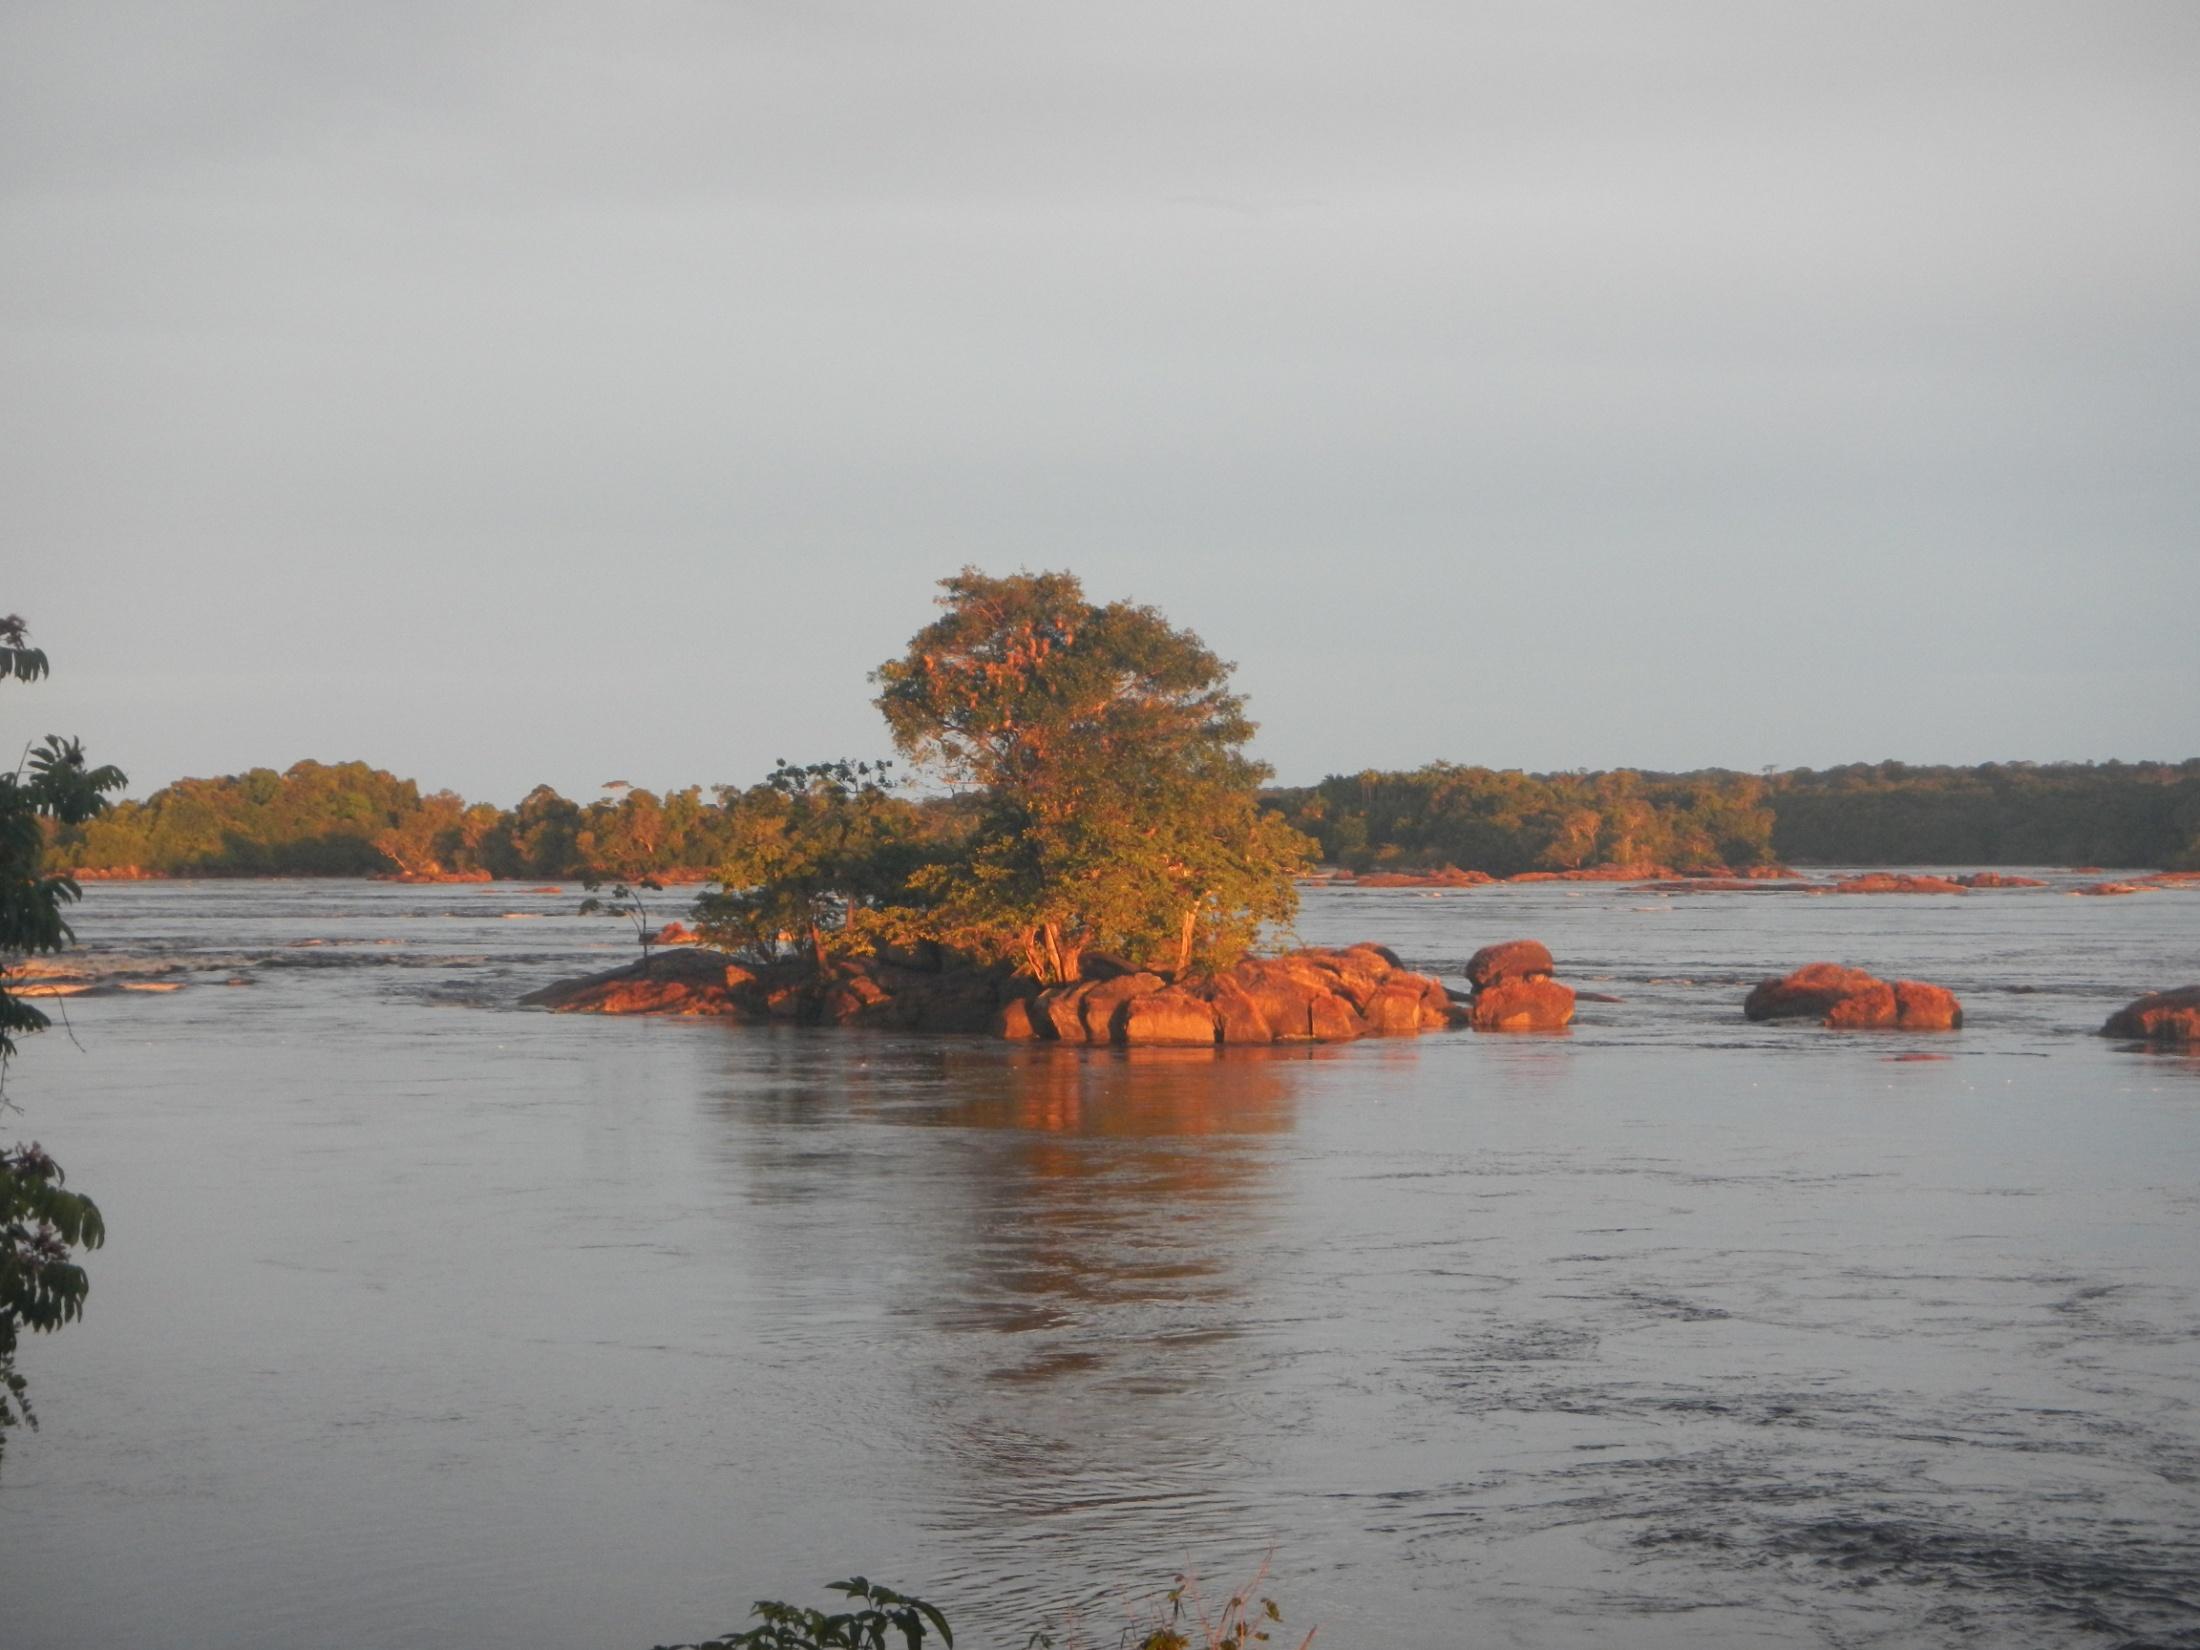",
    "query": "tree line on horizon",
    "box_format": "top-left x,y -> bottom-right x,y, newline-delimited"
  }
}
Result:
44,754 -> 2200,880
